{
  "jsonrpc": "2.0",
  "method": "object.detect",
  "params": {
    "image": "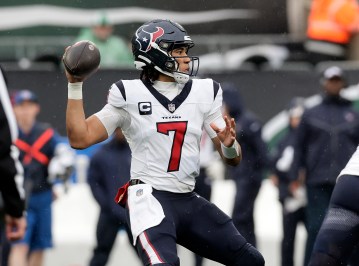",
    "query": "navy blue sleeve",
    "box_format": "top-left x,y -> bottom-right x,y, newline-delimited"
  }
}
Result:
115,80 -> 126,101
290,113 -> 308,181
0,82 -> 25,217
213,80 -> 220,100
